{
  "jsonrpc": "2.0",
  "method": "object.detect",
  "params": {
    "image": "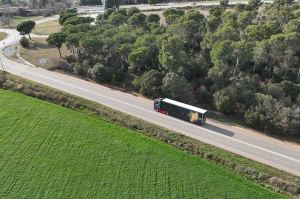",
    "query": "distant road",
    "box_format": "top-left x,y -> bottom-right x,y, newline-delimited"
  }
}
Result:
77,0 -> 274,15
1,7 -> 300,178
